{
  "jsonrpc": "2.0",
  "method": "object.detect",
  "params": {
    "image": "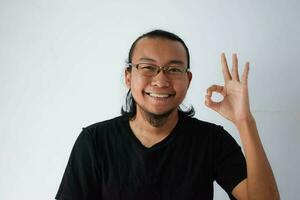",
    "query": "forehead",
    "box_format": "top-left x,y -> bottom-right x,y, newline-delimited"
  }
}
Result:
131,37 -> 187,64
